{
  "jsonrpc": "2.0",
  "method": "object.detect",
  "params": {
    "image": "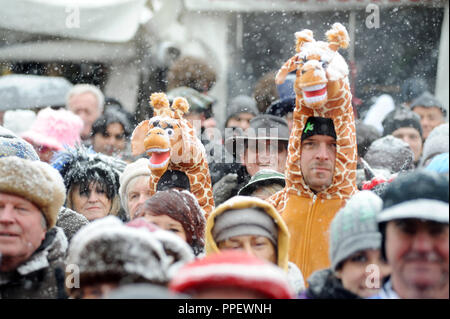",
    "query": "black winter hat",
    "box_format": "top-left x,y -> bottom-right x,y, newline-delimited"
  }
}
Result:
301,117 -> 337,142
381,170 -> 449,210
382,107 -> 423,138
156,170 -> 191,192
